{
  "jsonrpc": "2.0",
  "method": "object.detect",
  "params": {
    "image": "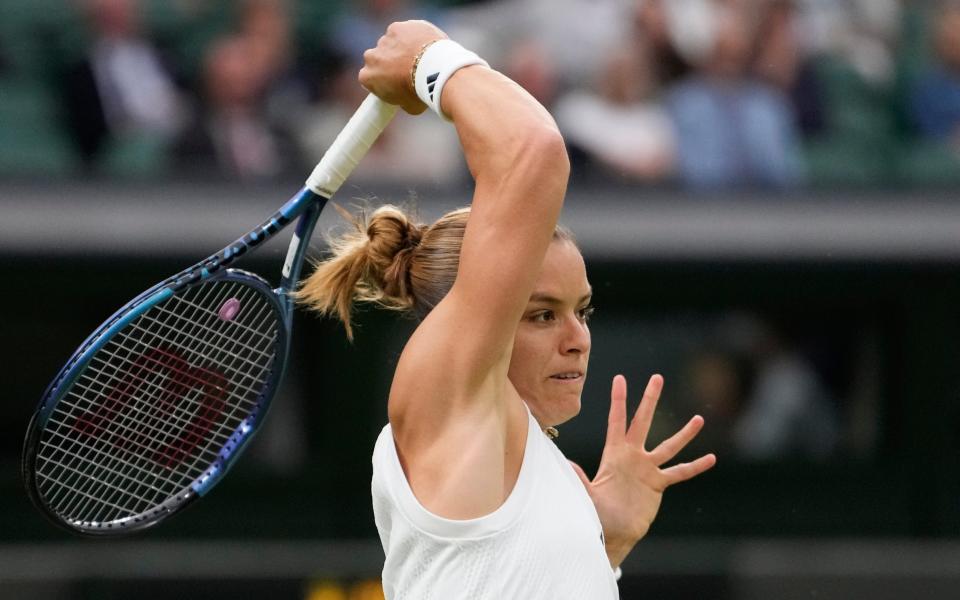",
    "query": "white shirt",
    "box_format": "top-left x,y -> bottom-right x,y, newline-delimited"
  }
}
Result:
372,406 -> 620,599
